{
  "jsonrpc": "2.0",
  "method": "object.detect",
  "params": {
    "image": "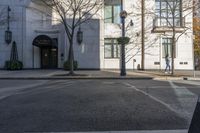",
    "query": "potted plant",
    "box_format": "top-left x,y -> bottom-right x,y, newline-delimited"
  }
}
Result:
63,60 -> 78,70
117,37 -> 130,44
